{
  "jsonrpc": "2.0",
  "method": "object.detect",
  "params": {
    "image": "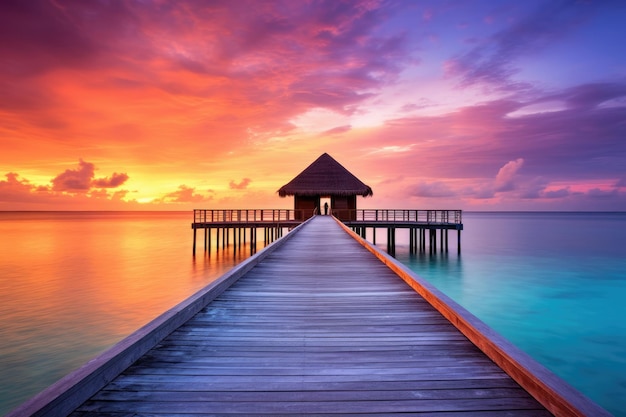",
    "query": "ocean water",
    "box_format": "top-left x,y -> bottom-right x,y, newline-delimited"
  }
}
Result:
386,212 -> 626,416
0,211 -> 259,415
0,211 -> 624,416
